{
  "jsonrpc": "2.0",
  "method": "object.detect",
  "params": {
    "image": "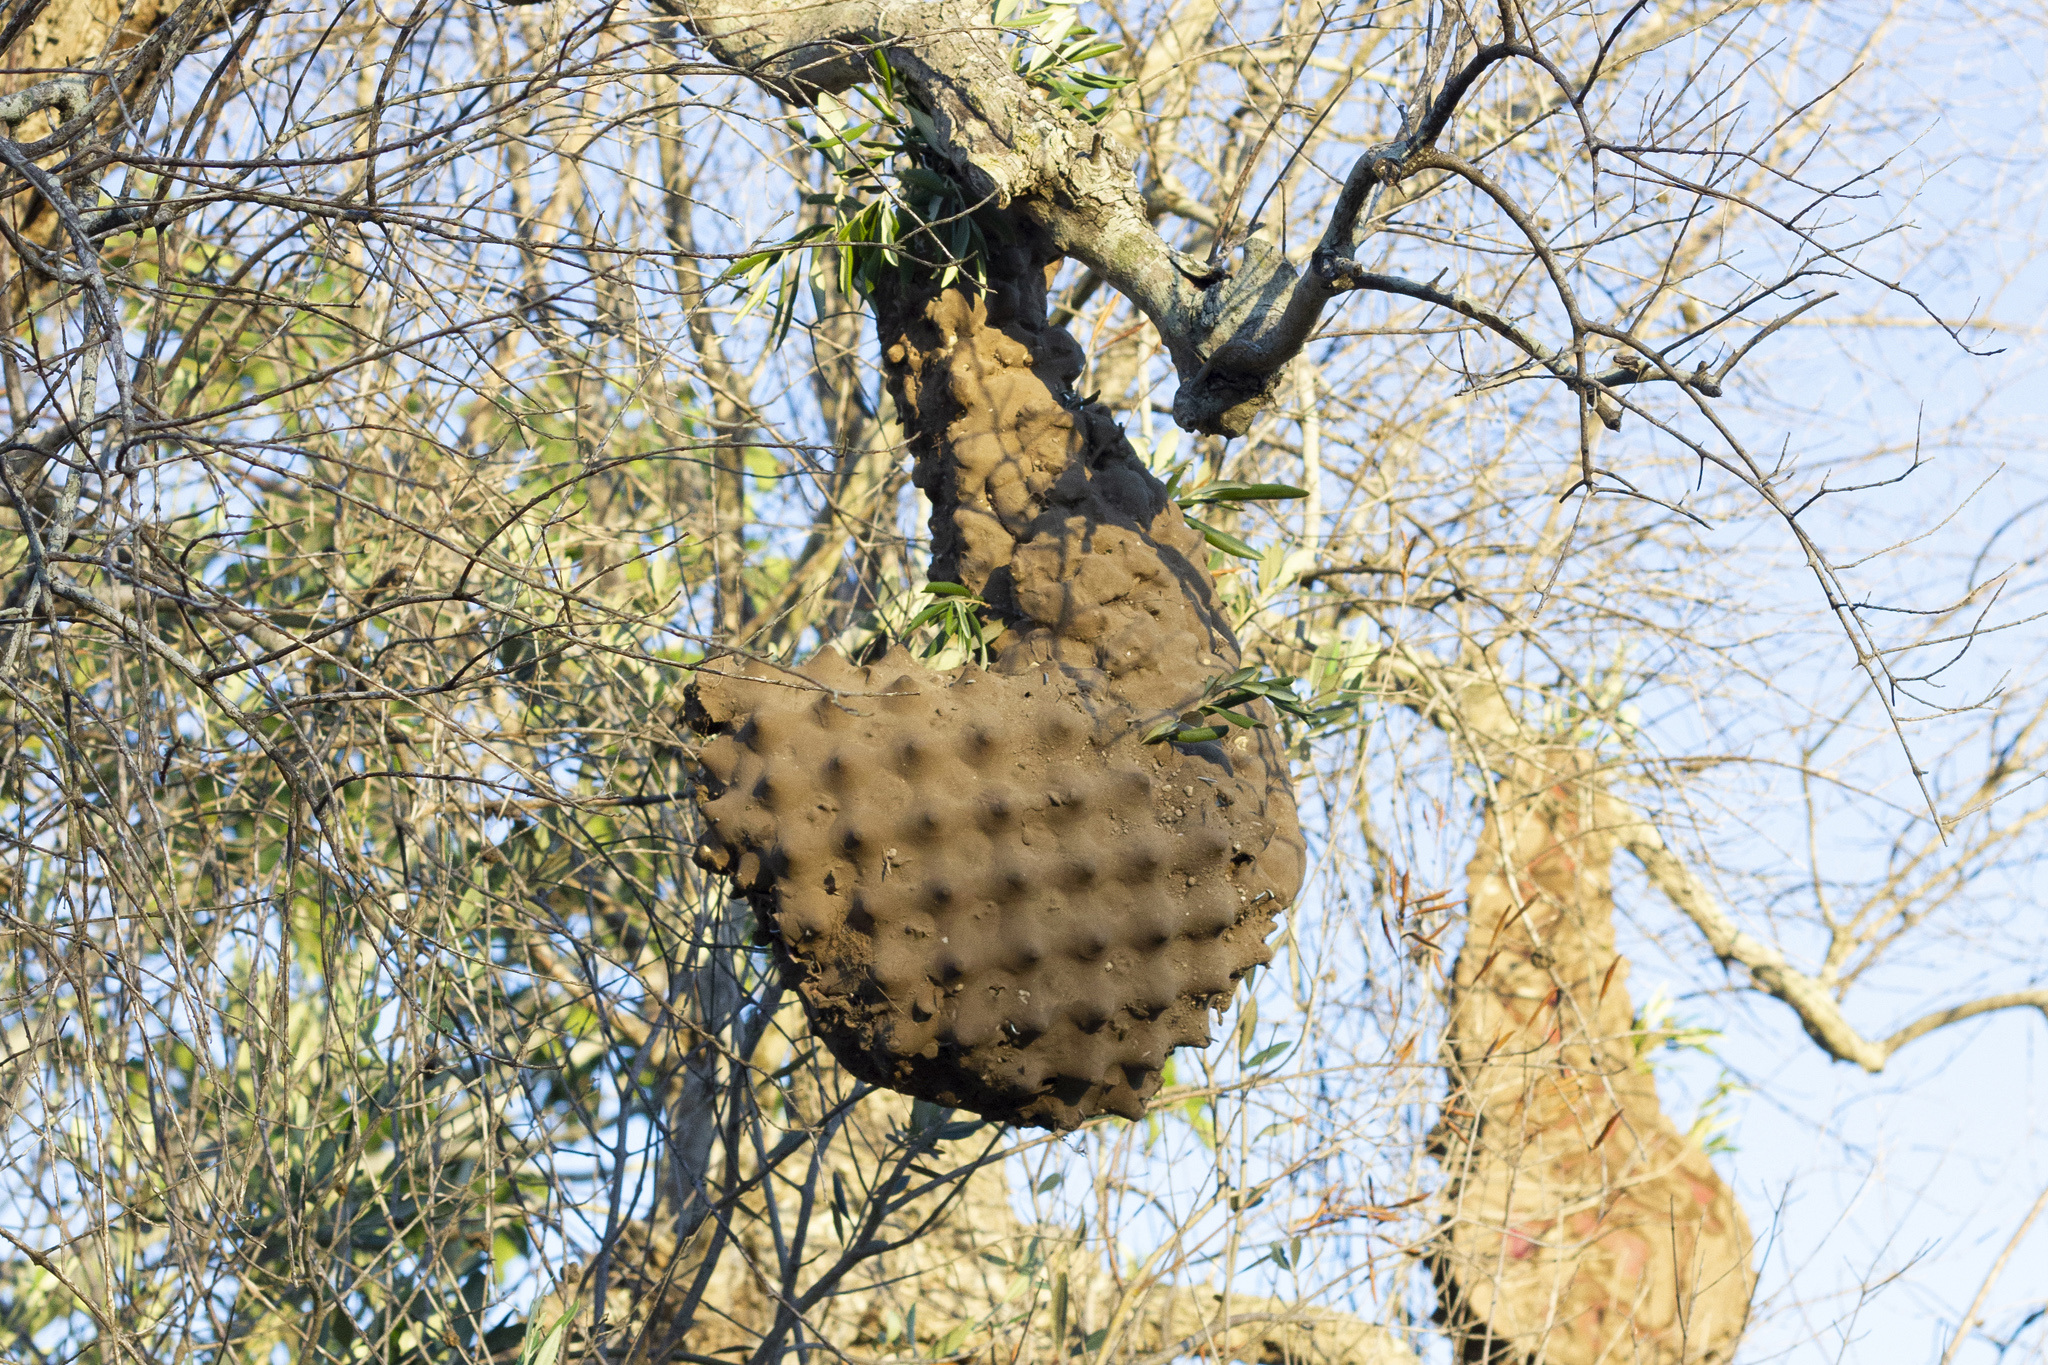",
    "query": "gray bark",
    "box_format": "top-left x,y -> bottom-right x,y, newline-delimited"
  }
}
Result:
657,0 -> 1529,435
